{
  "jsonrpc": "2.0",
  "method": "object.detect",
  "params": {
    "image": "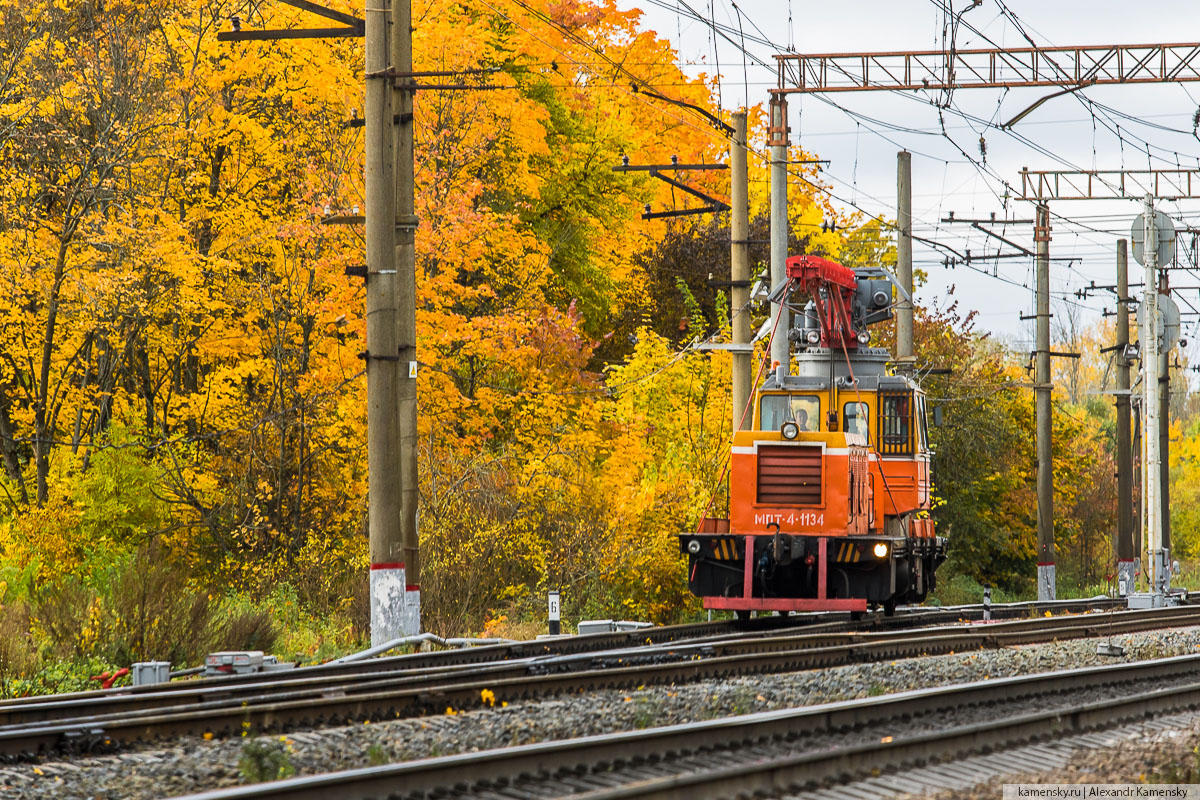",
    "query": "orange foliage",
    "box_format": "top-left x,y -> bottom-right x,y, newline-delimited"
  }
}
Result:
0,0 -> 895,637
